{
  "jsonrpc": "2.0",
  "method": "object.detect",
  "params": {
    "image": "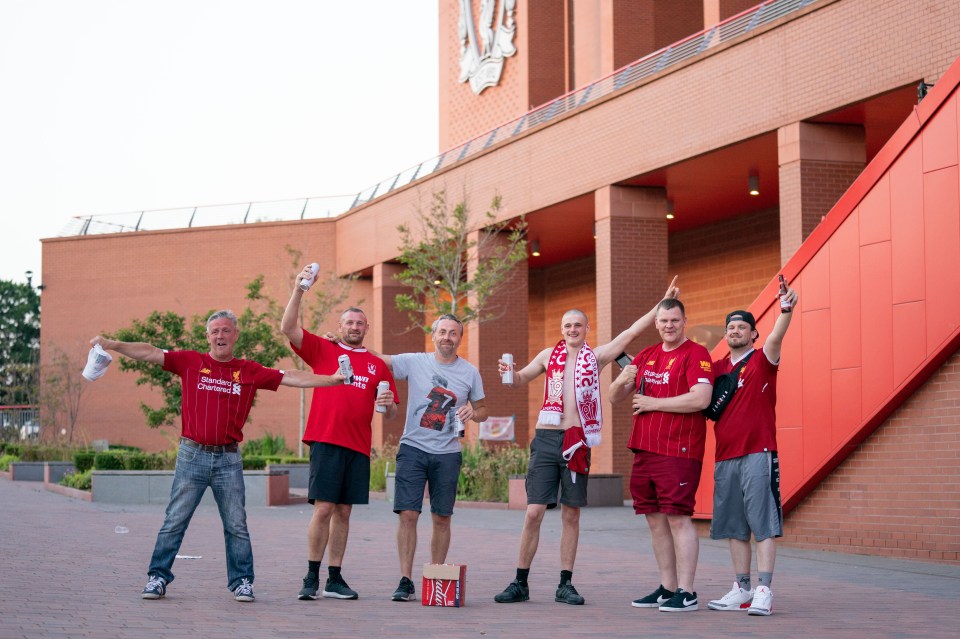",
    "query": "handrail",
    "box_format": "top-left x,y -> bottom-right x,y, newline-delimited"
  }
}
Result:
61,0 -> 816,237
